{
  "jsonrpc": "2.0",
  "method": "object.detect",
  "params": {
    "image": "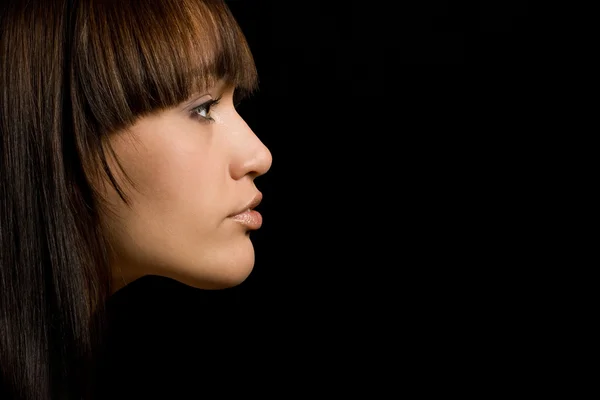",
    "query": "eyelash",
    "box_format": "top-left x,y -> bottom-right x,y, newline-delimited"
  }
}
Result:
191,96 -> 222,123
190,92 -> 246,124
